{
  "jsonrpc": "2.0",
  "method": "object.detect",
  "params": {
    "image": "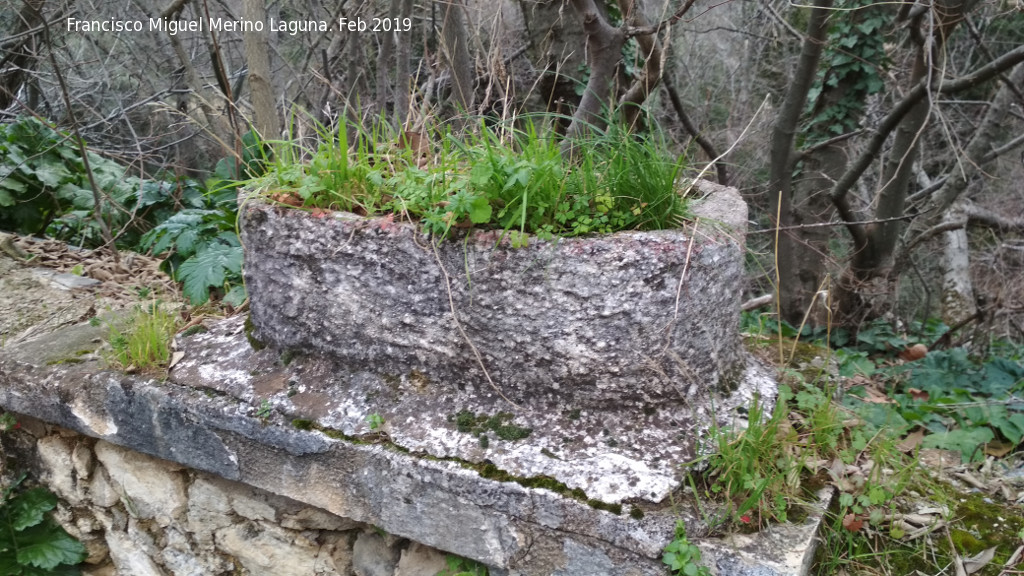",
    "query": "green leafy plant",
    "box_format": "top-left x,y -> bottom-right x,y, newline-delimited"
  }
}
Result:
0,477 -> 87,575
104,303 -> 178,371
697,390 -> 802,526
435,555 -> 488,576
366,413 -> 385,431
0,116 -> 207,248
662,521 -> 710,576
251,115 -> 692,242
255,399 -> 273,421
139,198 -> 244,306
848,349 -> 1024,463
